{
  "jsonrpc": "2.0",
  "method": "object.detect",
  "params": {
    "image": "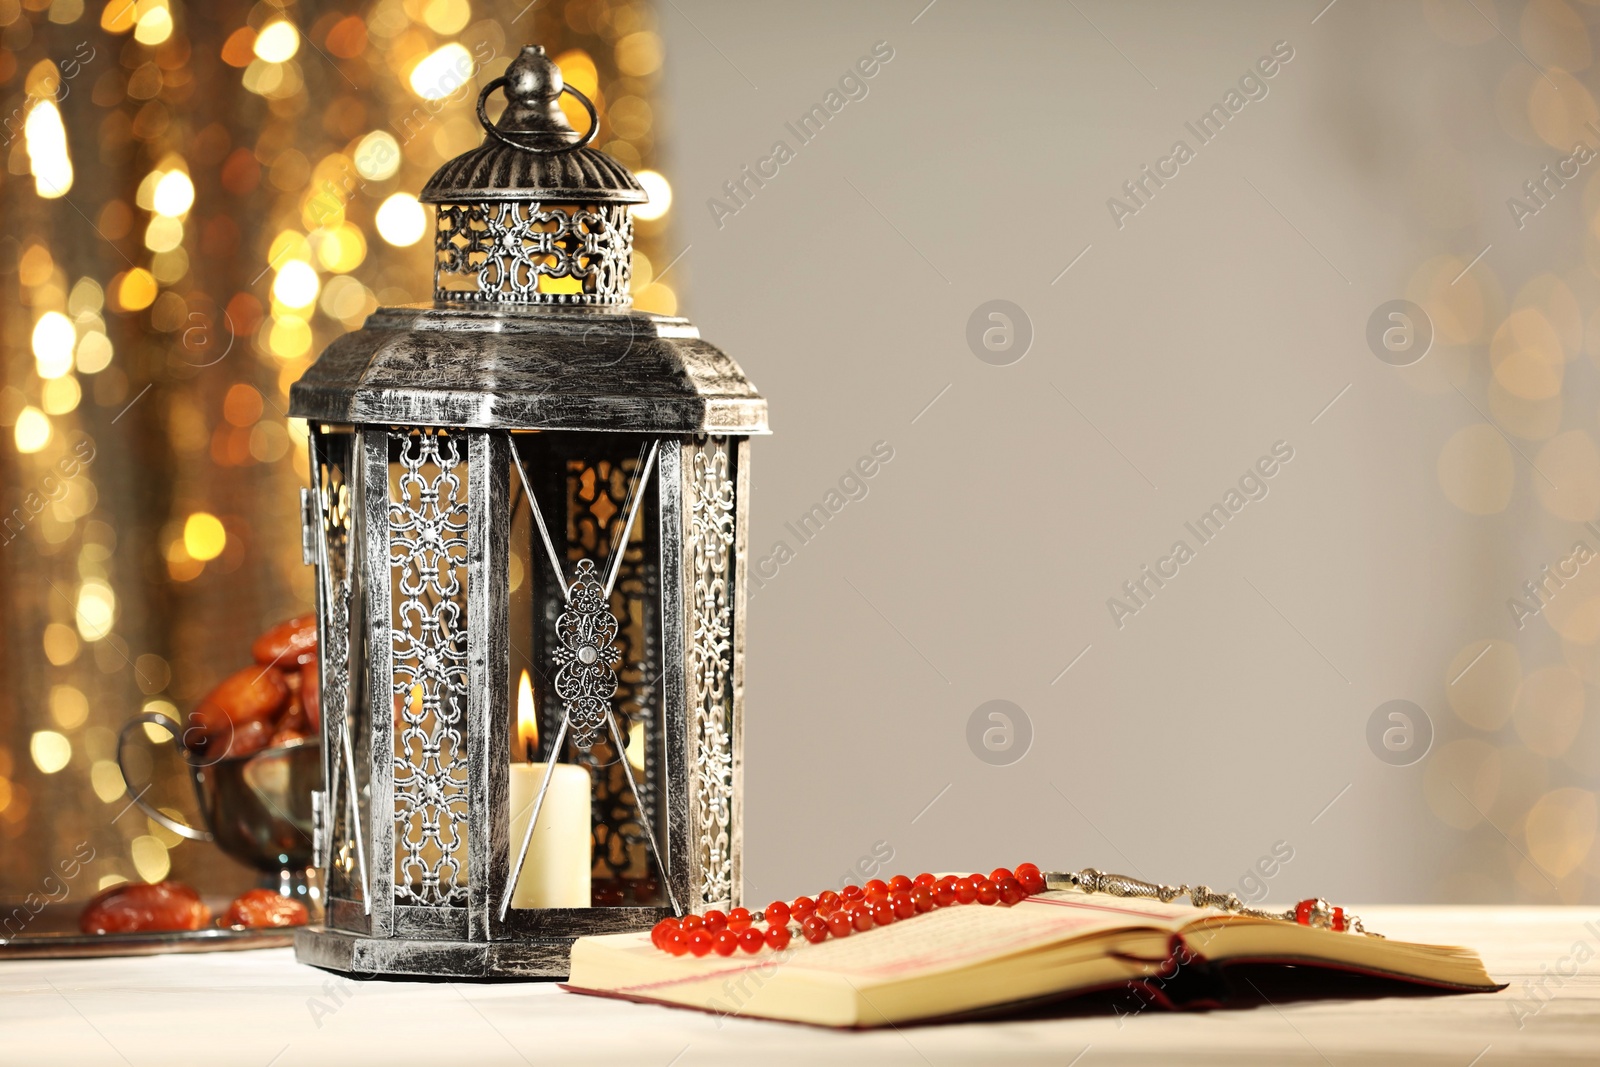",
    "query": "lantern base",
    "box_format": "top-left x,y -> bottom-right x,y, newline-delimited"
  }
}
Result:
293,925 -> 577,979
